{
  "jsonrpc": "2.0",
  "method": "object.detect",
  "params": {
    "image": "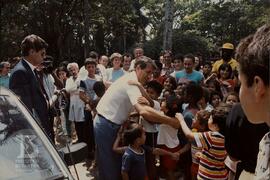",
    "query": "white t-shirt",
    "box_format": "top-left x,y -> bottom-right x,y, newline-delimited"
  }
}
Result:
129,59 -> 137,71
141,100 -> 160,133
255,132 -> 270,180
157,113 -> 180,148
96,71 -> 142,124
97,64 -> 107,80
